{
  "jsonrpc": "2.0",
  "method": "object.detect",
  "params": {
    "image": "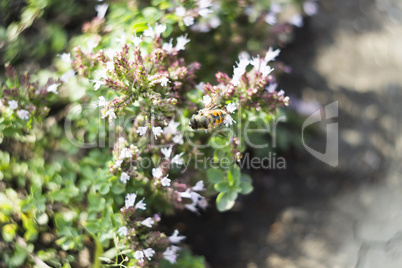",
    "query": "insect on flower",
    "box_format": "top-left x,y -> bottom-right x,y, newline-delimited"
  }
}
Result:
189,93 -> 227,132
